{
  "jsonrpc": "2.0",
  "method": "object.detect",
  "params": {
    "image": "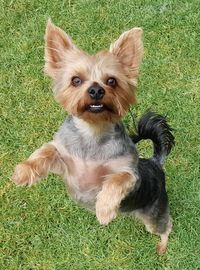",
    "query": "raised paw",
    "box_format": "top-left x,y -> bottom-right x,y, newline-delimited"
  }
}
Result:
95,199 -> 117,225
12,162 -> 38,186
